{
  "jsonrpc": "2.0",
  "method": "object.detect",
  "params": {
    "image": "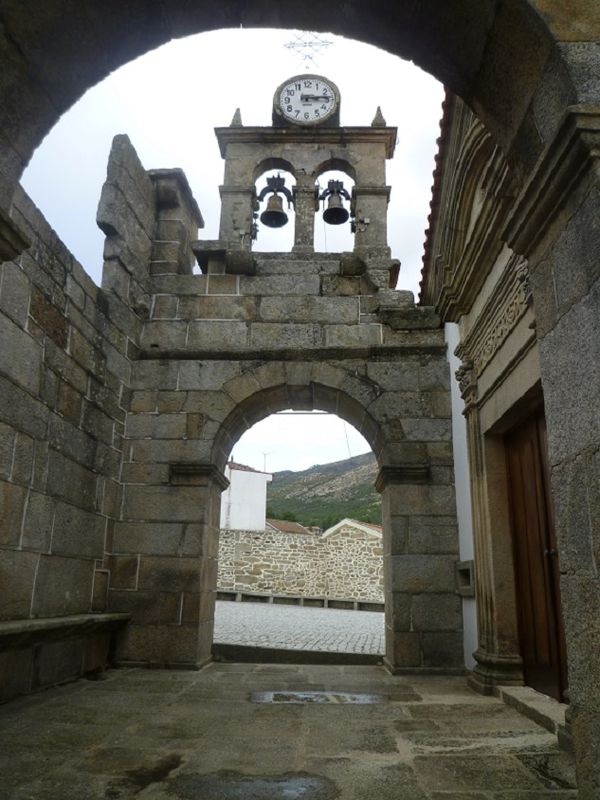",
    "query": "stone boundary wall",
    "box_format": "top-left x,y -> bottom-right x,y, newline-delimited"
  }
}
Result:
0,184 -> 140,627
218,524 -> 384,602
0,136 -> 160,698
